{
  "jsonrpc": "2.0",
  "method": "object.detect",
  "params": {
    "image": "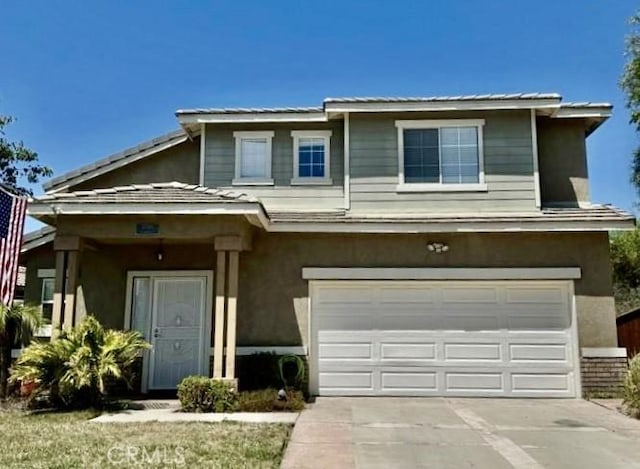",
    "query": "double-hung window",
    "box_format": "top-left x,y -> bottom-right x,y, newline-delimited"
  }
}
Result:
396,119 -> 486,191
233,131 -> 274,185
38,269 -> 55,337
291,130 -> 332,185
